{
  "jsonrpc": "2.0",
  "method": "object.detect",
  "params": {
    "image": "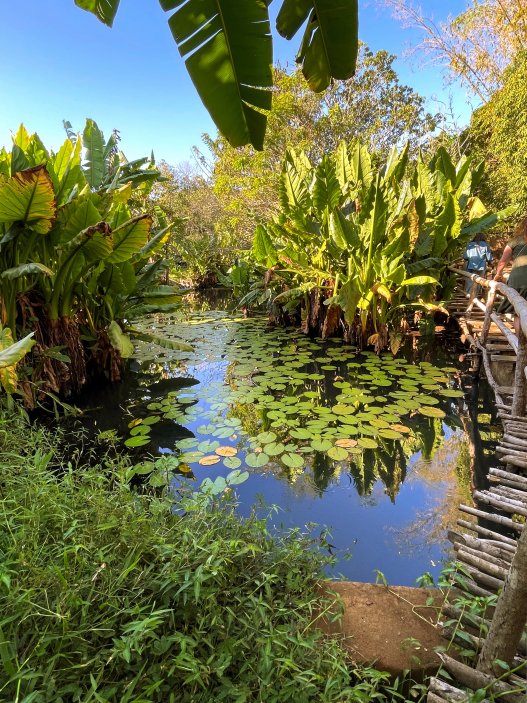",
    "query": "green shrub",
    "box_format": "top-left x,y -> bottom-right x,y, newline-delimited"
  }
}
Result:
0,413 -> 362,702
